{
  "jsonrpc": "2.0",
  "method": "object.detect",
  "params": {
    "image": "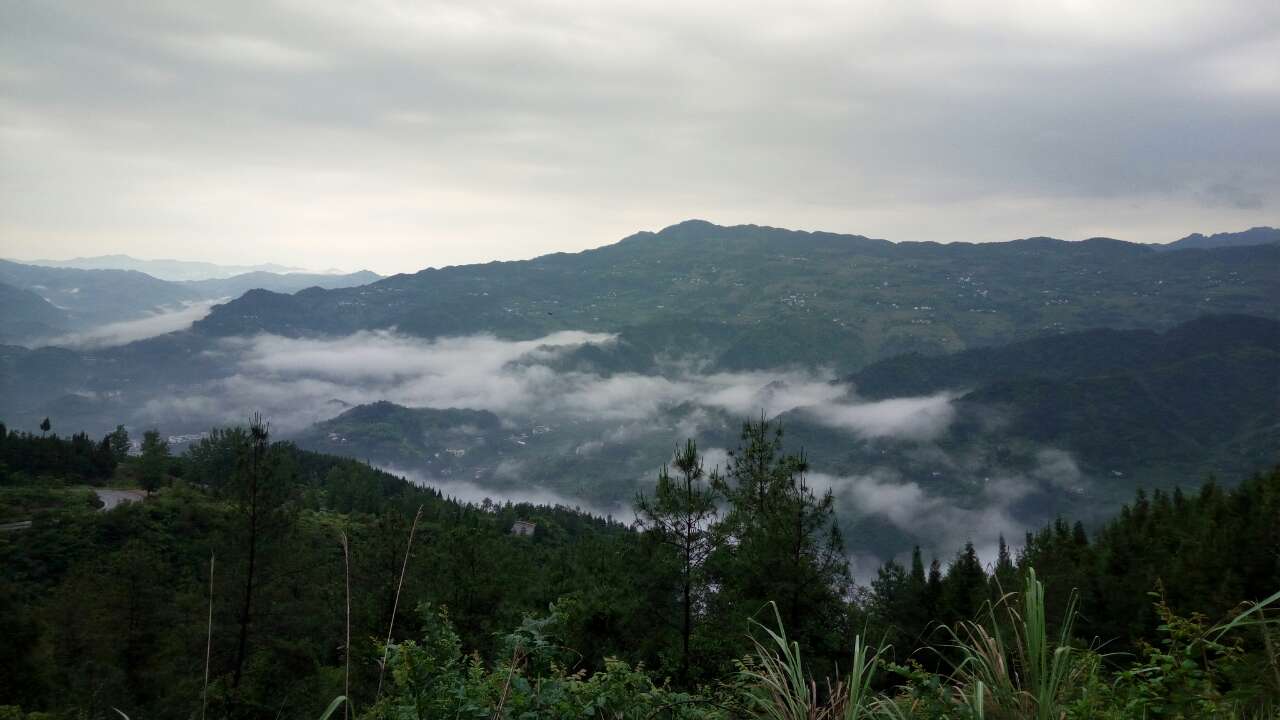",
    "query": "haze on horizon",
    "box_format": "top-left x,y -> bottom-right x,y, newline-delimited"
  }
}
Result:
2,1 -> 1277,275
